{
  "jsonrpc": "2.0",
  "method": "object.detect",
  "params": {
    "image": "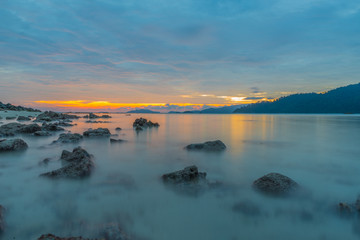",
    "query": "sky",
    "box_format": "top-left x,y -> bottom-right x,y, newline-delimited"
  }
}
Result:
0,0 -> 360,112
